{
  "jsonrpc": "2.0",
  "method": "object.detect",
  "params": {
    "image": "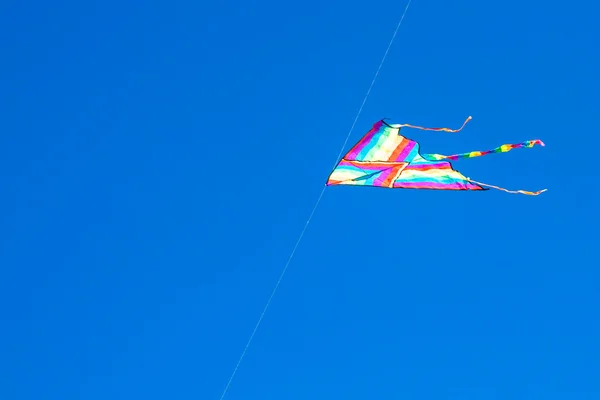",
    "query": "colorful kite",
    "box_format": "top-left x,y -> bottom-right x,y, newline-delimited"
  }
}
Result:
326,117 -> 546,195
